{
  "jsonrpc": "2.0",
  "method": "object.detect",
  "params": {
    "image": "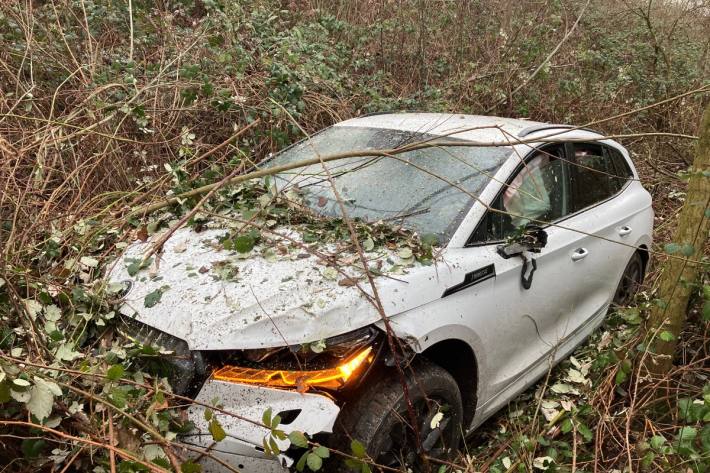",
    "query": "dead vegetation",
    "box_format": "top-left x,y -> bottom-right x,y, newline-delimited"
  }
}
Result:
0,0 -> 709,472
